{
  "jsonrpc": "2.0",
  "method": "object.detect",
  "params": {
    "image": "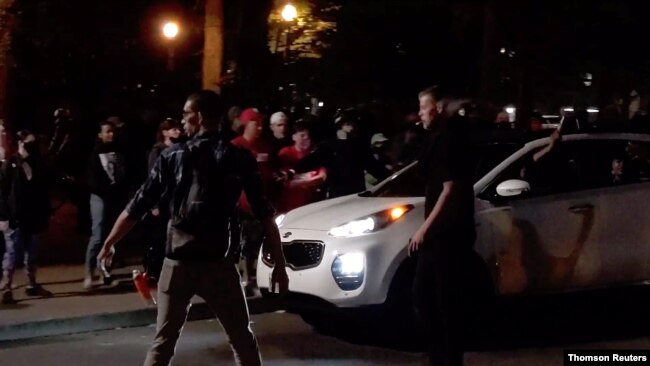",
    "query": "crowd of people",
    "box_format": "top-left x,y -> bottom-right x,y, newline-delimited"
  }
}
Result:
3,85 -> 650,365
0,92 -> 427,304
